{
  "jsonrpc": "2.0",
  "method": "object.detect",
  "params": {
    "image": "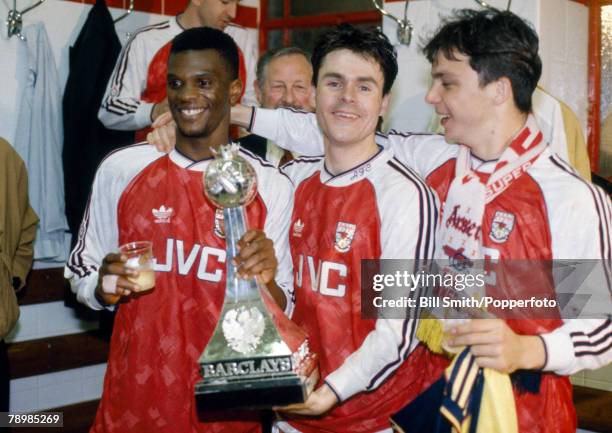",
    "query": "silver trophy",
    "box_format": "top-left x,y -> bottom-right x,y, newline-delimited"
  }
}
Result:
195,144 -> 317,411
